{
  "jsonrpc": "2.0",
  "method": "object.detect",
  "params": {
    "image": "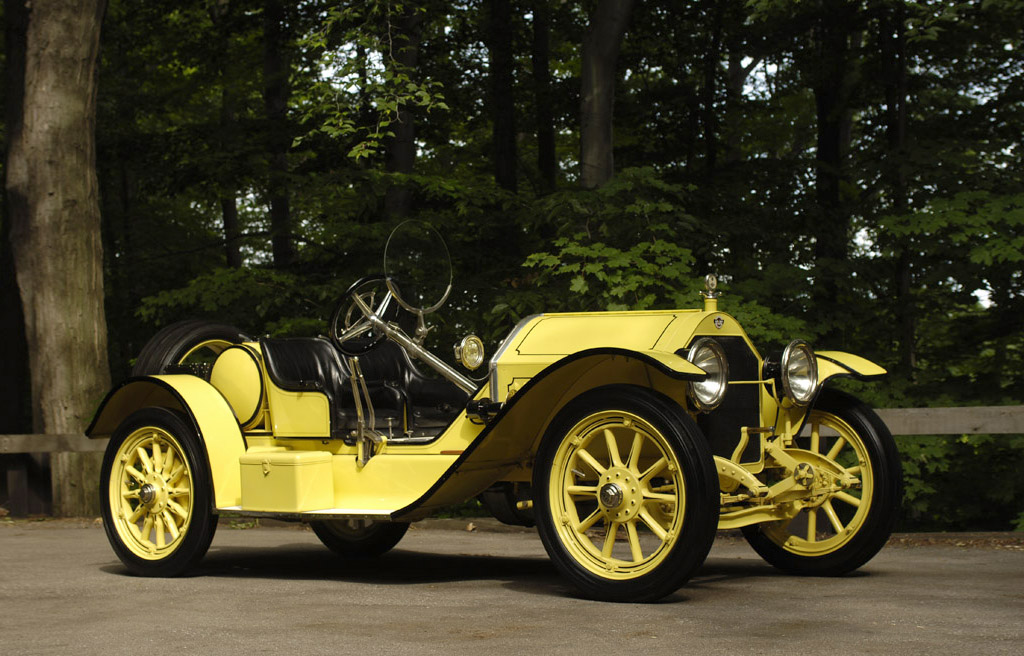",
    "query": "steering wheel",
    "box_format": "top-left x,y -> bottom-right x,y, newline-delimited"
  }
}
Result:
330,275 -> 397,355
